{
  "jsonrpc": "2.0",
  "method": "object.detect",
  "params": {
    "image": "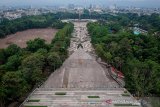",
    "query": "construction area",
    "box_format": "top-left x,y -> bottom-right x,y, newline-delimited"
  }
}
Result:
22,20 -> 141,107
